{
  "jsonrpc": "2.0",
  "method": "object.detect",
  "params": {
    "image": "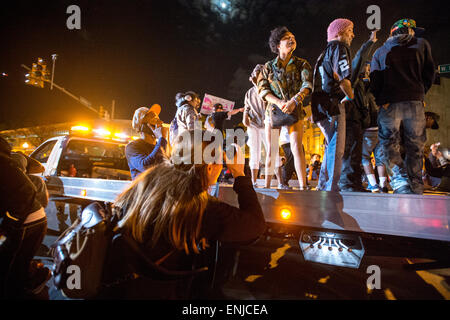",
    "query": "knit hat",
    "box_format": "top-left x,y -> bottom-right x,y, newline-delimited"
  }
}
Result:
327,18 -> 354,42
